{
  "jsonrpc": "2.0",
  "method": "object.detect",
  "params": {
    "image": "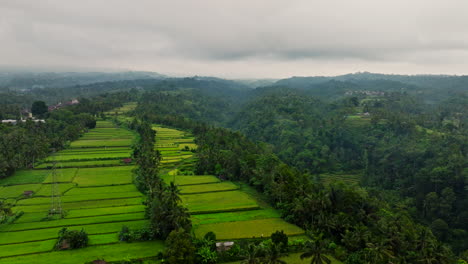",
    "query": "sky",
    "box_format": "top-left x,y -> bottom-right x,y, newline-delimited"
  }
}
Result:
1,0 -> 468,78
